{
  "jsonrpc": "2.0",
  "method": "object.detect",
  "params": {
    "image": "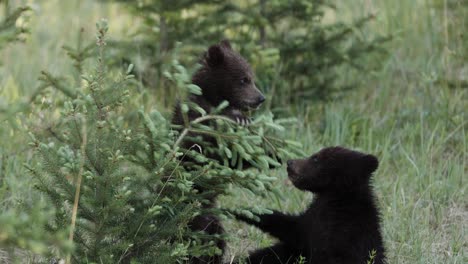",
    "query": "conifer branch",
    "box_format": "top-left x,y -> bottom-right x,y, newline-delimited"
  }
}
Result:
27,18 -> 305,262
173,114 -> 236,149
66,115 -> 87,264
